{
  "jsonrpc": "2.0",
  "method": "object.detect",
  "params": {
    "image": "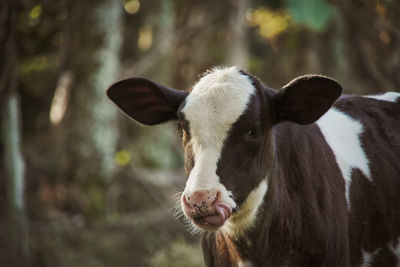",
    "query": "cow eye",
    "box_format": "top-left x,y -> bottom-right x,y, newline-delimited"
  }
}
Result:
248,129 -> 258,139
241,128 -> 259,143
